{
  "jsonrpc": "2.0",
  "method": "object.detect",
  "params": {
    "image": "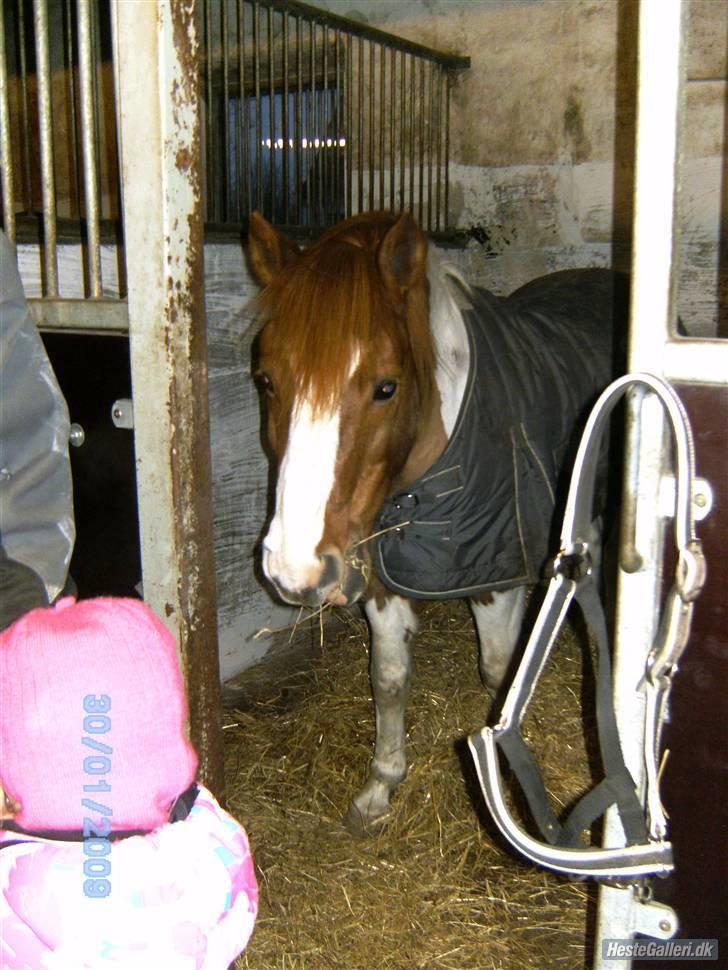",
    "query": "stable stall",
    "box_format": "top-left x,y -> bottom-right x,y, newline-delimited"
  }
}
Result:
0,1 -> 725,966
